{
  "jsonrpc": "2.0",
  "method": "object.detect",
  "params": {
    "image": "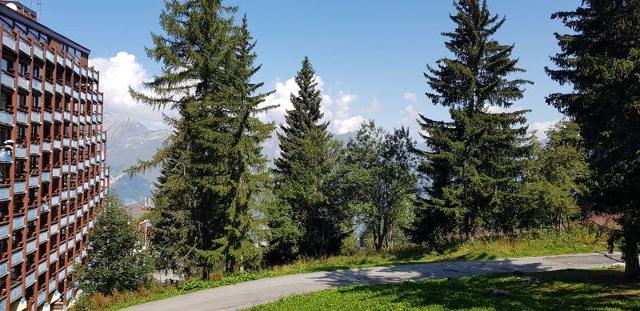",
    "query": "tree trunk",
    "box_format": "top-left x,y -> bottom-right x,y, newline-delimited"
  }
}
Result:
623,217 -> 640,280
